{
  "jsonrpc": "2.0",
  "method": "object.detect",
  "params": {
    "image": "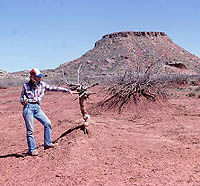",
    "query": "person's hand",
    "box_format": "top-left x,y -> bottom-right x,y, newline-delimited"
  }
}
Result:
23,99 -> 28,106
23,96 -> 28,106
